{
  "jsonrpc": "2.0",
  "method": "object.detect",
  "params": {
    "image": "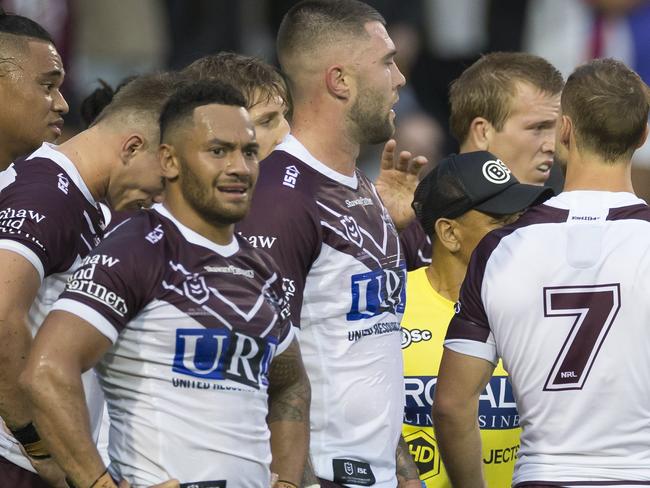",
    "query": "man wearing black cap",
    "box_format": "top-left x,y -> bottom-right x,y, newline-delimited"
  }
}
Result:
400,151 -> 552,487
